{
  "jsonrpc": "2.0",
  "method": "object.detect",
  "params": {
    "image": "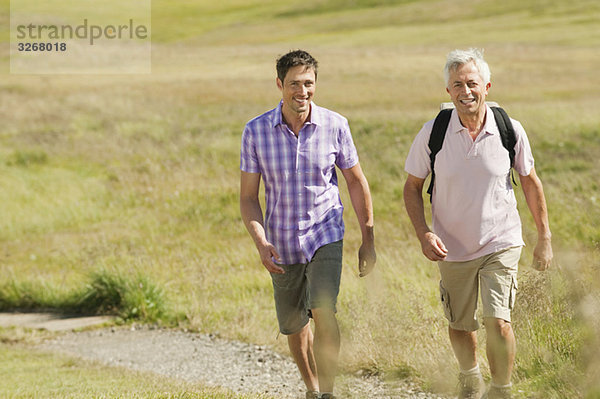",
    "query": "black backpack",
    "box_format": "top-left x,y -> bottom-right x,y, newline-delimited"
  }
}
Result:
426,106 -> 517,203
